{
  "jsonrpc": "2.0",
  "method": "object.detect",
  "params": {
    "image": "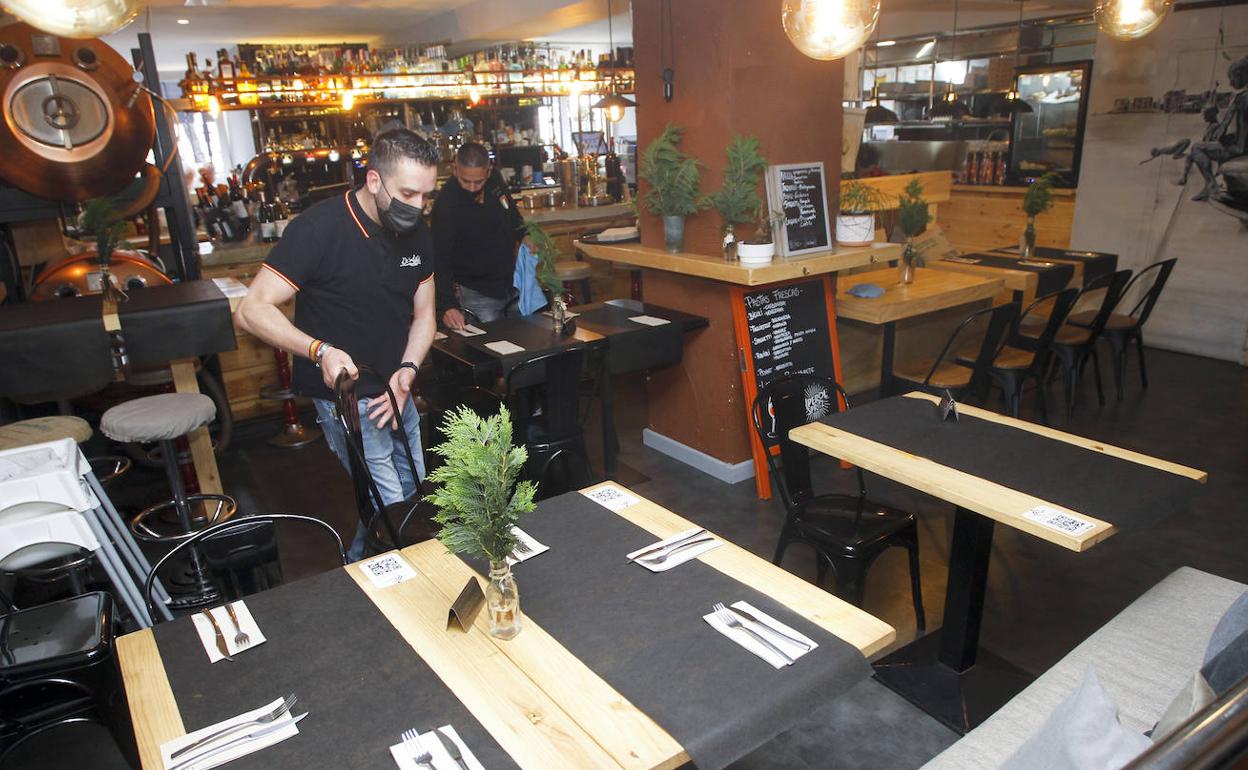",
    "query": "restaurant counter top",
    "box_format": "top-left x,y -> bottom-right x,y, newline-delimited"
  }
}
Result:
199,240 -> 273,269
950,183 -> 1077,197
522,202 -> 633,224
577,241 -> 900,287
